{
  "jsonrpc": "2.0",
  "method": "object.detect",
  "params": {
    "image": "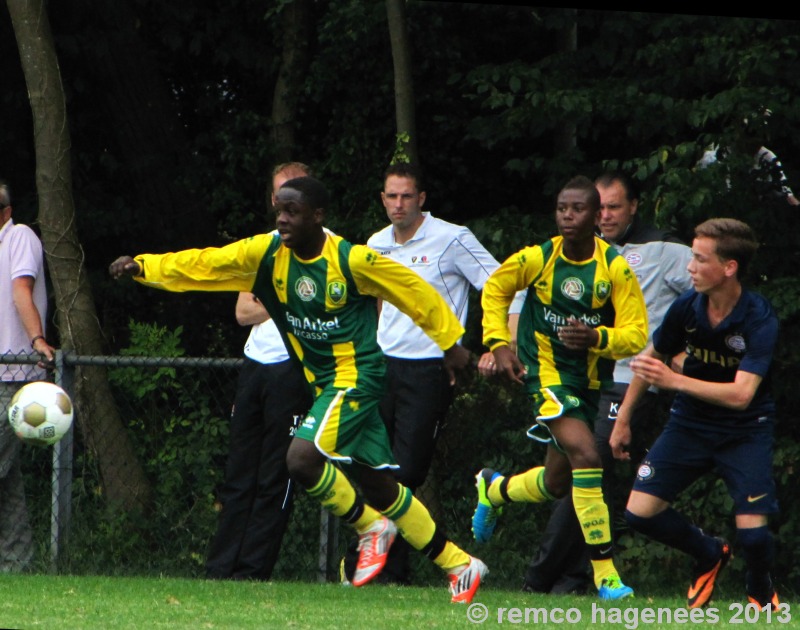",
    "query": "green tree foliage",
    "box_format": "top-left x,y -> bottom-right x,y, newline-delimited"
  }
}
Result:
62,322 -> 234,574
4,4 -> 800,587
